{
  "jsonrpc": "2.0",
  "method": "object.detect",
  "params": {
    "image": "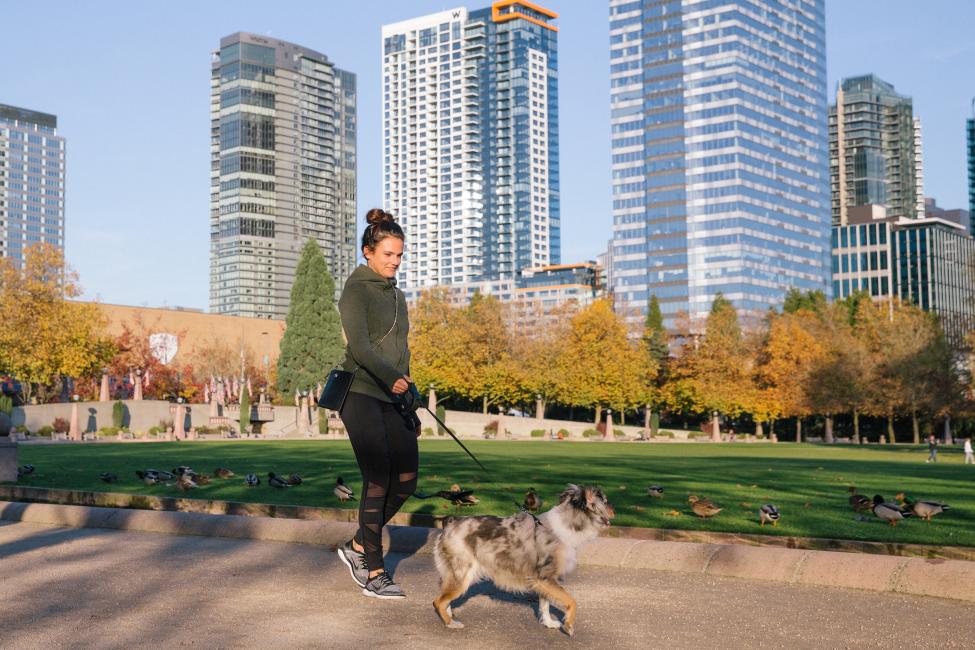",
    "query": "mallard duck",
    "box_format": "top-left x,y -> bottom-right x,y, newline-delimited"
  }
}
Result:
872,495 -> 911,526
334,476 -> 356,501
268,472 -> 290,488
135,470 -> 158,485
214,467 -> 235,479
245,473 -> 261,487
688,495 -> 721,518
173,466 -> 196,477
99,472 -> 119,483
146,469 -> 175,481
848,486 -> 871,512
444,484 -> 479,508
176,475 -> 198,491
895,493 -> 951,522
647,485 -> 664,499
17,464 -> 35,477
194,474 -> 211,485
759,504 -> 780,527
287,473 -> 303,486
523,488 -> 542,512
